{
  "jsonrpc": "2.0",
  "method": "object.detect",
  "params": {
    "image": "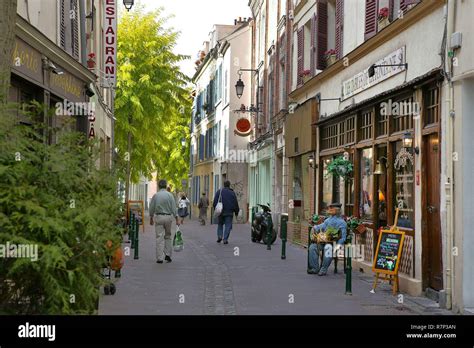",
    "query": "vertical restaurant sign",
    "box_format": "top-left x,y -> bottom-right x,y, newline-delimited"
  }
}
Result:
104,0 -> 117,87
